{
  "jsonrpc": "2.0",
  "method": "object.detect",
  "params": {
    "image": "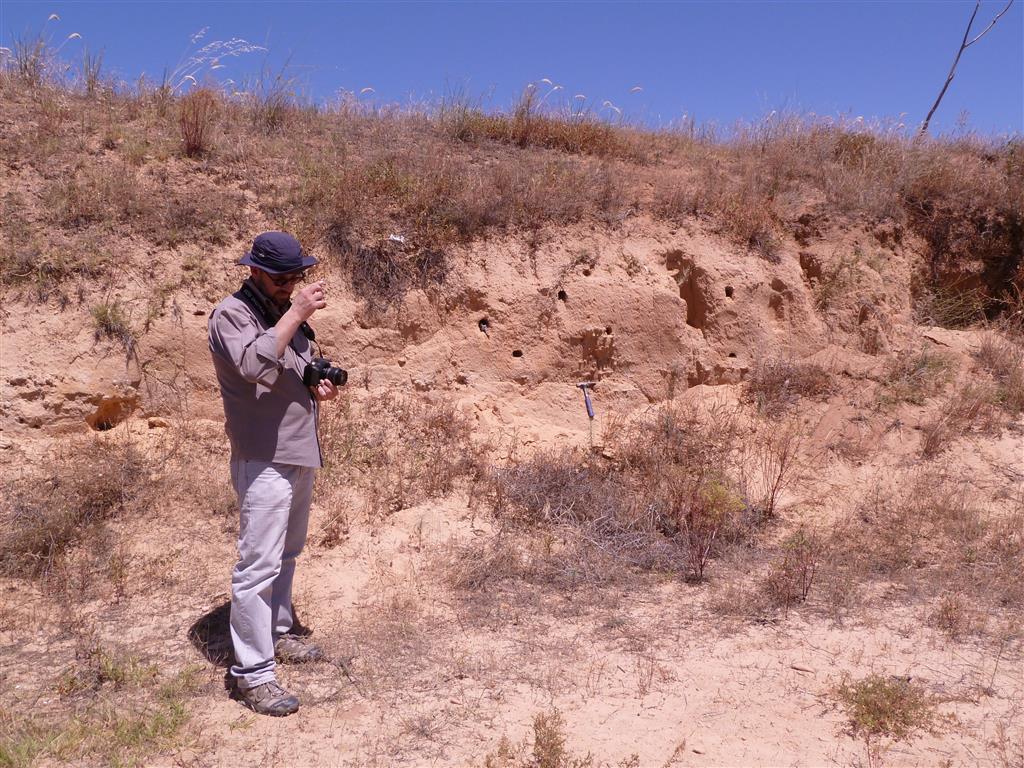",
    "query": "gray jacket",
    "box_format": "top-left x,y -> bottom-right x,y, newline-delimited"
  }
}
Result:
208,288 -> 322,468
